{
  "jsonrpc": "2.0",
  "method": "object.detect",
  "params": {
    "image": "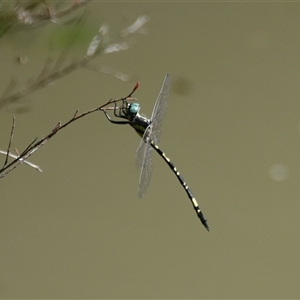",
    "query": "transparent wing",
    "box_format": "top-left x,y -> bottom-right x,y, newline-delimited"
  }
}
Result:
149,73 -> 171,145
135,74 -> 170,198
136,125 -> 153,198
